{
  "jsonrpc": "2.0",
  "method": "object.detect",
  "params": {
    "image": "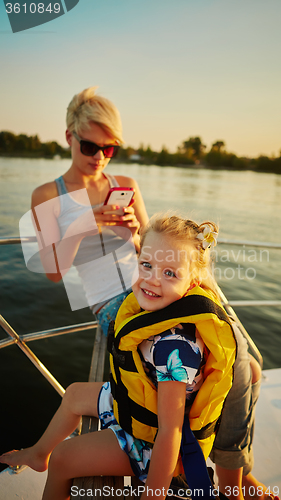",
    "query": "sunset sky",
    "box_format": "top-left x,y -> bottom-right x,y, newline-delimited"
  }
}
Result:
0,0 -> 280,157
